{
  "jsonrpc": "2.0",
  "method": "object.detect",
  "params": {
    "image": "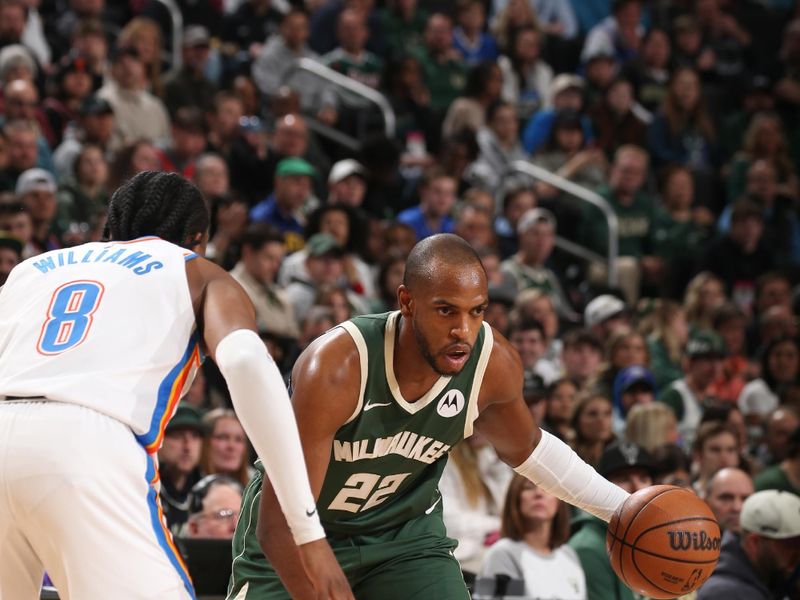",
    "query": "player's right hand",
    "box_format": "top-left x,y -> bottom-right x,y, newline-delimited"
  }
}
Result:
299,538 -> 355,600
